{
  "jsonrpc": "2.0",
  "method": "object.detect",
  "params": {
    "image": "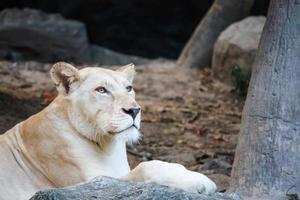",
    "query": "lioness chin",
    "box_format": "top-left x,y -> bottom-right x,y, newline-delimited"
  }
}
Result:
0,62 -> 216,200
